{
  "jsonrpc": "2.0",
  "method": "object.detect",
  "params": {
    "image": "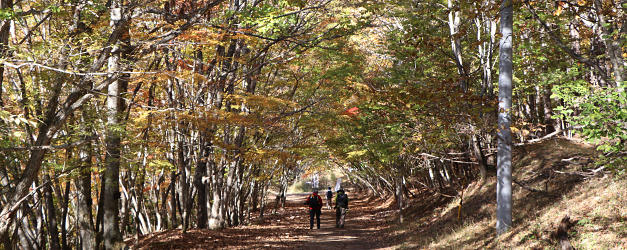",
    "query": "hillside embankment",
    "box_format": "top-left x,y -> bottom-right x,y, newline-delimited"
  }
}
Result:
387,138 -> 626,249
